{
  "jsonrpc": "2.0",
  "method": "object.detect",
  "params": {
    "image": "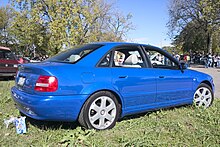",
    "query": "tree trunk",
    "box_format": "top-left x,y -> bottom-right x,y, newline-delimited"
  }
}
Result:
207,32 -> 213,54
